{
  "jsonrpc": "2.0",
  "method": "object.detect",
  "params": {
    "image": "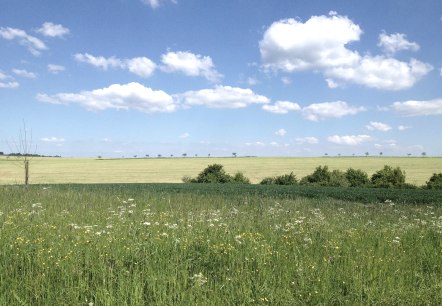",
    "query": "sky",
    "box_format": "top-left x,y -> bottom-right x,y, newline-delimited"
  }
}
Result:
1,0 -> 442,158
